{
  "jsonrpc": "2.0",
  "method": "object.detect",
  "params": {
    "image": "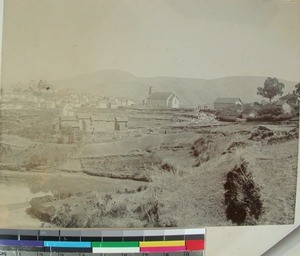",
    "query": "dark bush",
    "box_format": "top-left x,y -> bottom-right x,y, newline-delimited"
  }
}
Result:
257,104 -> 283,116
199,108 -> 217,114
245,103 -> 294,122
161,163 -> 176,173
217,108 -> 240,117
224,162 -> 263,225
247,114 -> 292,122
217,116 -> 237,122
